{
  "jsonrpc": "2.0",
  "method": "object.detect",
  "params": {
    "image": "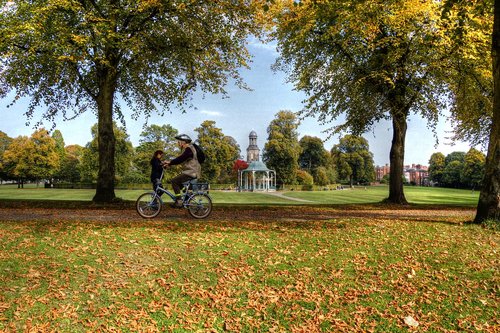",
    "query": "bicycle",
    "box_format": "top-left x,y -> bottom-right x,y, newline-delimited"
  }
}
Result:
136,171 -> 212,219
